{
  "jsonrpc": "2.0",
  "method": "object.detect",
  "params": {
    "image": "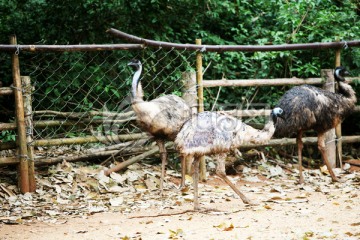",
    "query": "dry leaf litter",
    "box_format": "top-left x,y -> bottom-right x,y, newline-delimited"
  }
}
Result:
0,150 -> 360,239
